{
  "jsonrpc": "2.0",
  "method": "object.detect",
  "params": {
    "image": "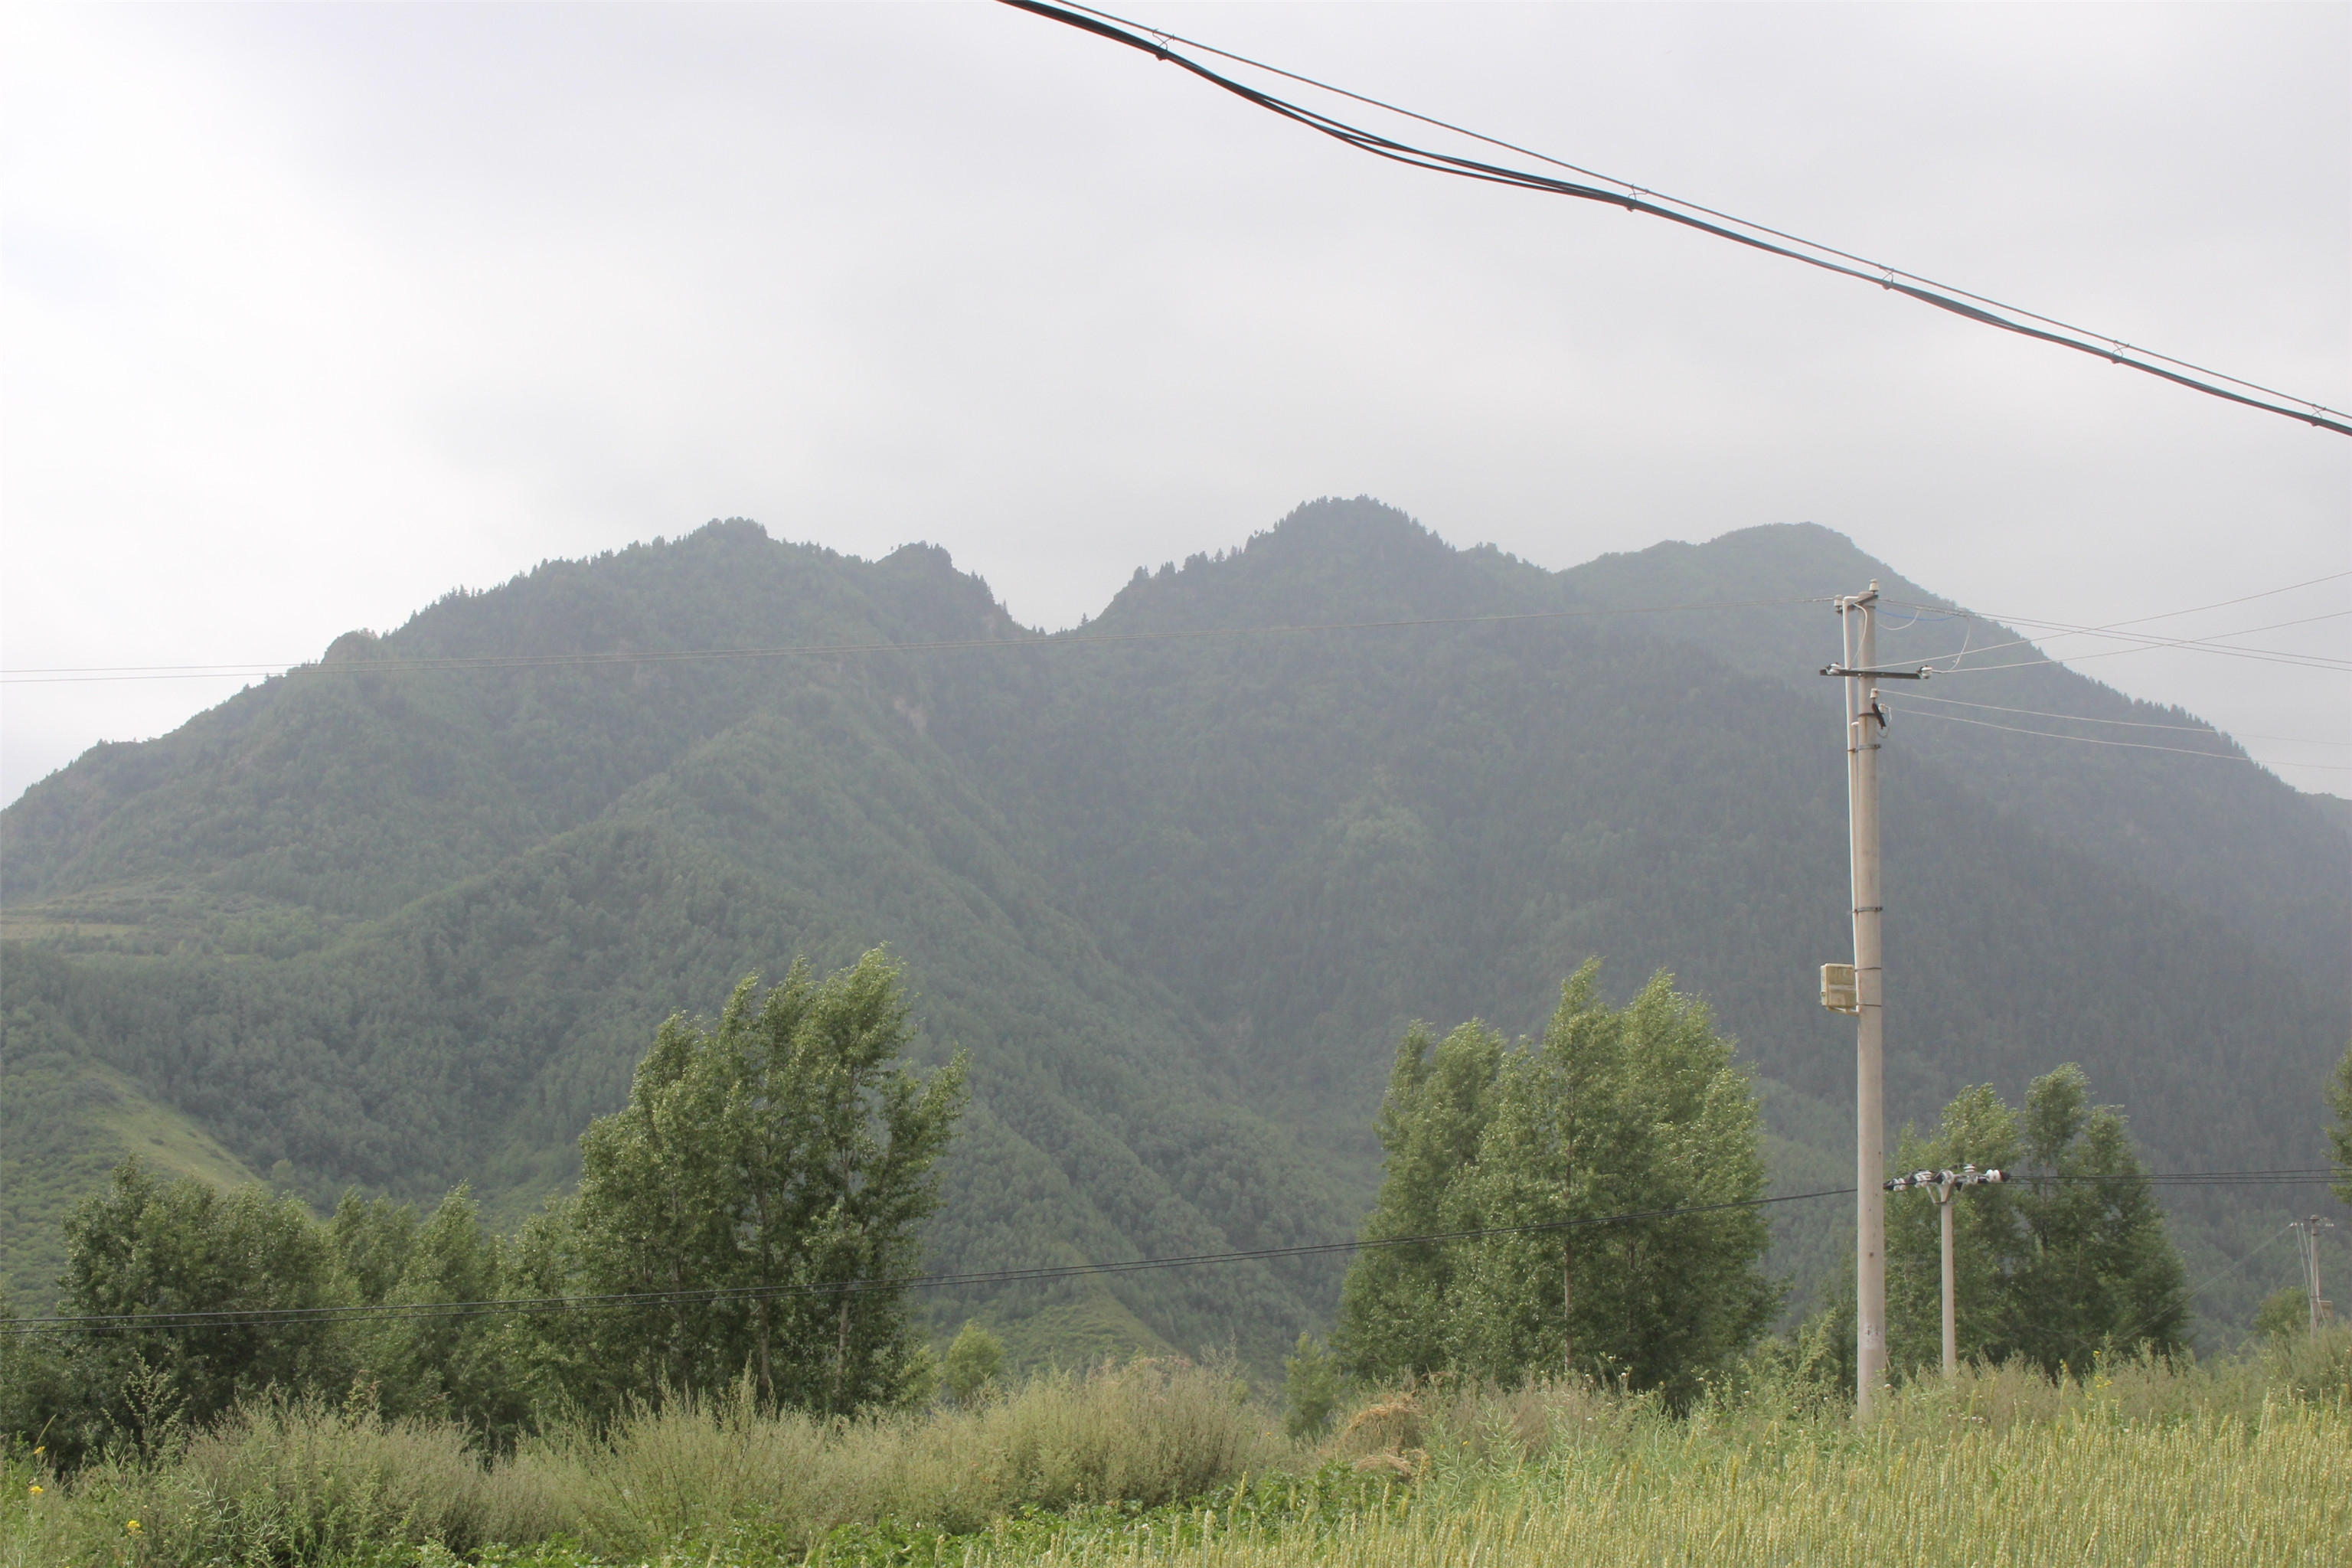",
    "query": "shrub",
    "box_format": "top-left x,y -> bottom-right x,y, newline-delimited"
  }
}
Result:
484,1354 -> 1276,1557
14,1393 -> 491,1567
1281,1334 -> 1342,1441
942,1323 -> 1005,1407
